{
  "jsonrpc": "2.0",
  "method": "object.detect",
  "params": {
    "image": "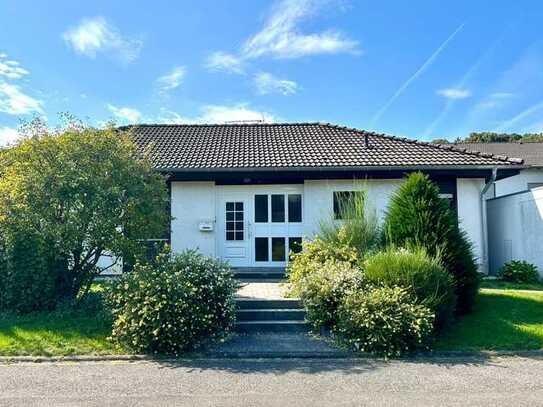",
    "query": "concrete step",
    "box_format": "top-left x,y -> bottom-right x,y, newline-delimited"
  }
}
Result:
236,298 -> 302,310
236,308 -> 306,321
233,271 -> 286,281
235,321 -> 310,333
